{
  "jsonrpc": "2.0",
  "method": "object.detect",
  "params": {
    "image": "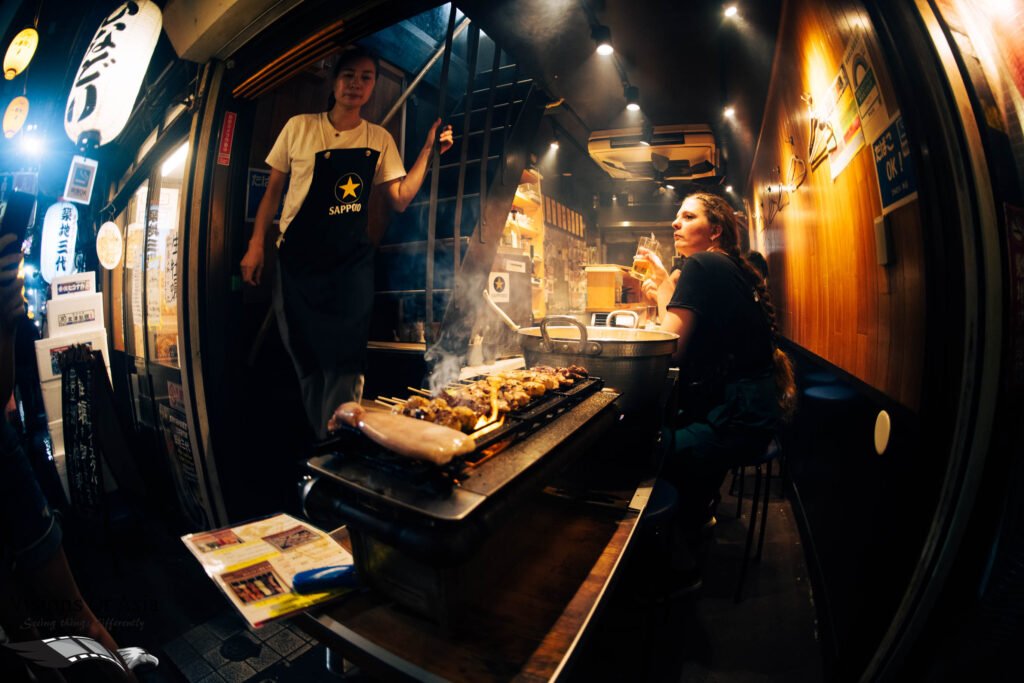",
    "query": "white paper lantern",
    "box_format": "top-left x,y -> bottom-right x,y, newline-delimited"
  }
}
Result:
3,96 -> 29,138
40,202 -> 79,283
96,221 -> 123,270
64,0 -> 162,147
3,27 -> 39,80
